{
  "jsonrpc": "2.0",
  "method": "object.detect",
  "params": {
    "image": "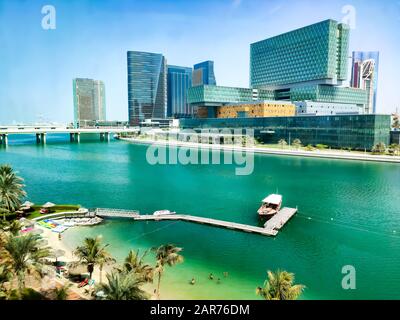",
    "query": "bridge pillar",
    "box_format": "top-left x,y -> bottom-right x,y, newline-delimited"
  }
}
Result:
36,133 -> 41,144
100,133 -> 104,141
75,133 -> 80,143
0,134 -> 8,146
41,133 -> 46,144
70,133 -> 75,142
105,132 -> 111,142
